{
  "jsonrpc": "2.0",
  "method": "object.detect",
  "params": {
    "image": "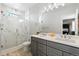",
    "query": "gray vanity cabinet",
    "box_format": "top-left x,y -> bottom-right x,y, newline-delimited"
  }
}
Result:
31,36 -> 79,56
36,38 -> 47,56
47,40 -> 78,56
31,37 -> 47,56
